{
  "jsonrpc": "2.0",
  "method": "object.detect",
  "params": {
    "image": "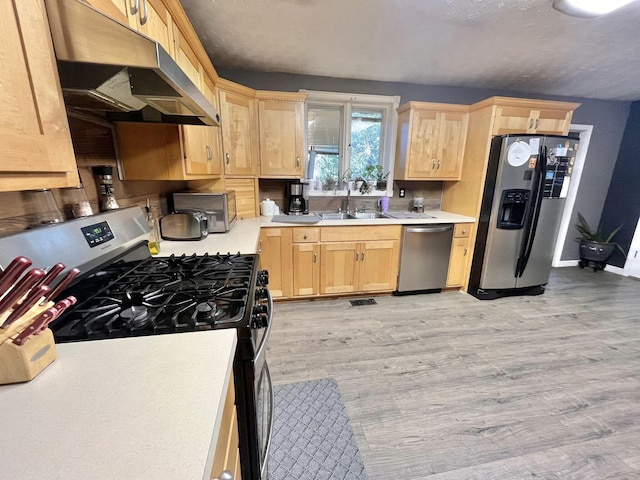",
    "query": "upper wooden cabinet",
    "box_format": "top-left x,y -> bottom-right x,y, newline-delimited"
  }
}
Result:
218,80 -> 259,177
395,102 -> 469,181
256,91 -> 307,178
83,0 -> 134,26
0,0 -> 79,192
